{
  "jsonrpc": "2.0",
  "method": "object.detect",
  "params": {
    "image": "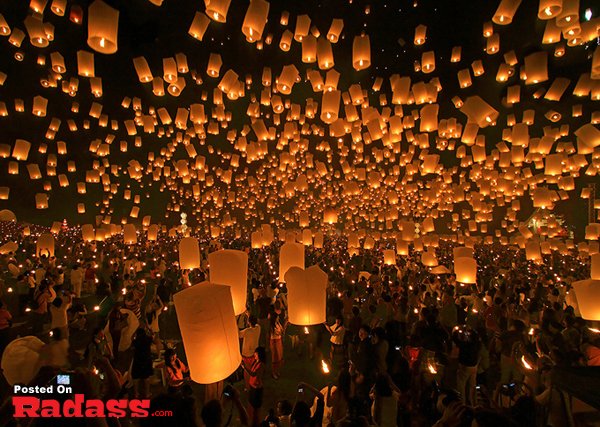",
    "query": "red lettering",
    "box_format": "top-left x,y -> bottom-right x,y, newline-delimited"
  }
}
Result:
85,399 -> 105,418
106,399 -> 128,418
12,396 -> 40,417
63,394 -> 85,417
129,399 -> 150,417
40,399 -> 61,417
